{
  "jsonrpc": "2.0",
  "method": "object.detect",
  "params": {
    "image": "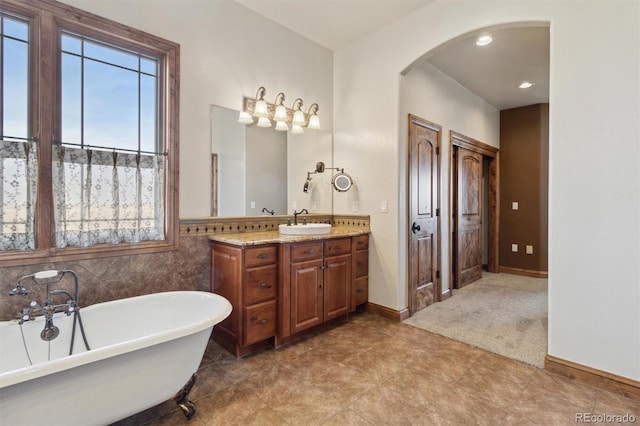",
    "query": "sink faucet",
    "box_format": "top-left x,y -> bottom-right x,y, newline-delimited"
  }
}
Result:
293,209 -> 308,225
